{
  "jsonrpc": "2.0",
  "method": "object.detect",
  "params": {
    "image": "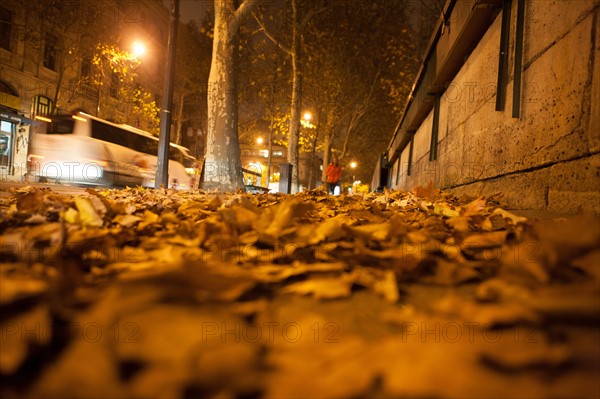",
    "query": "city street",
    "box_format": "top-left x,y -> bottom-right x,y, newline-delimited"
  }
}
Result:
1,185 -> 598,398
1,0 -> 599,397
